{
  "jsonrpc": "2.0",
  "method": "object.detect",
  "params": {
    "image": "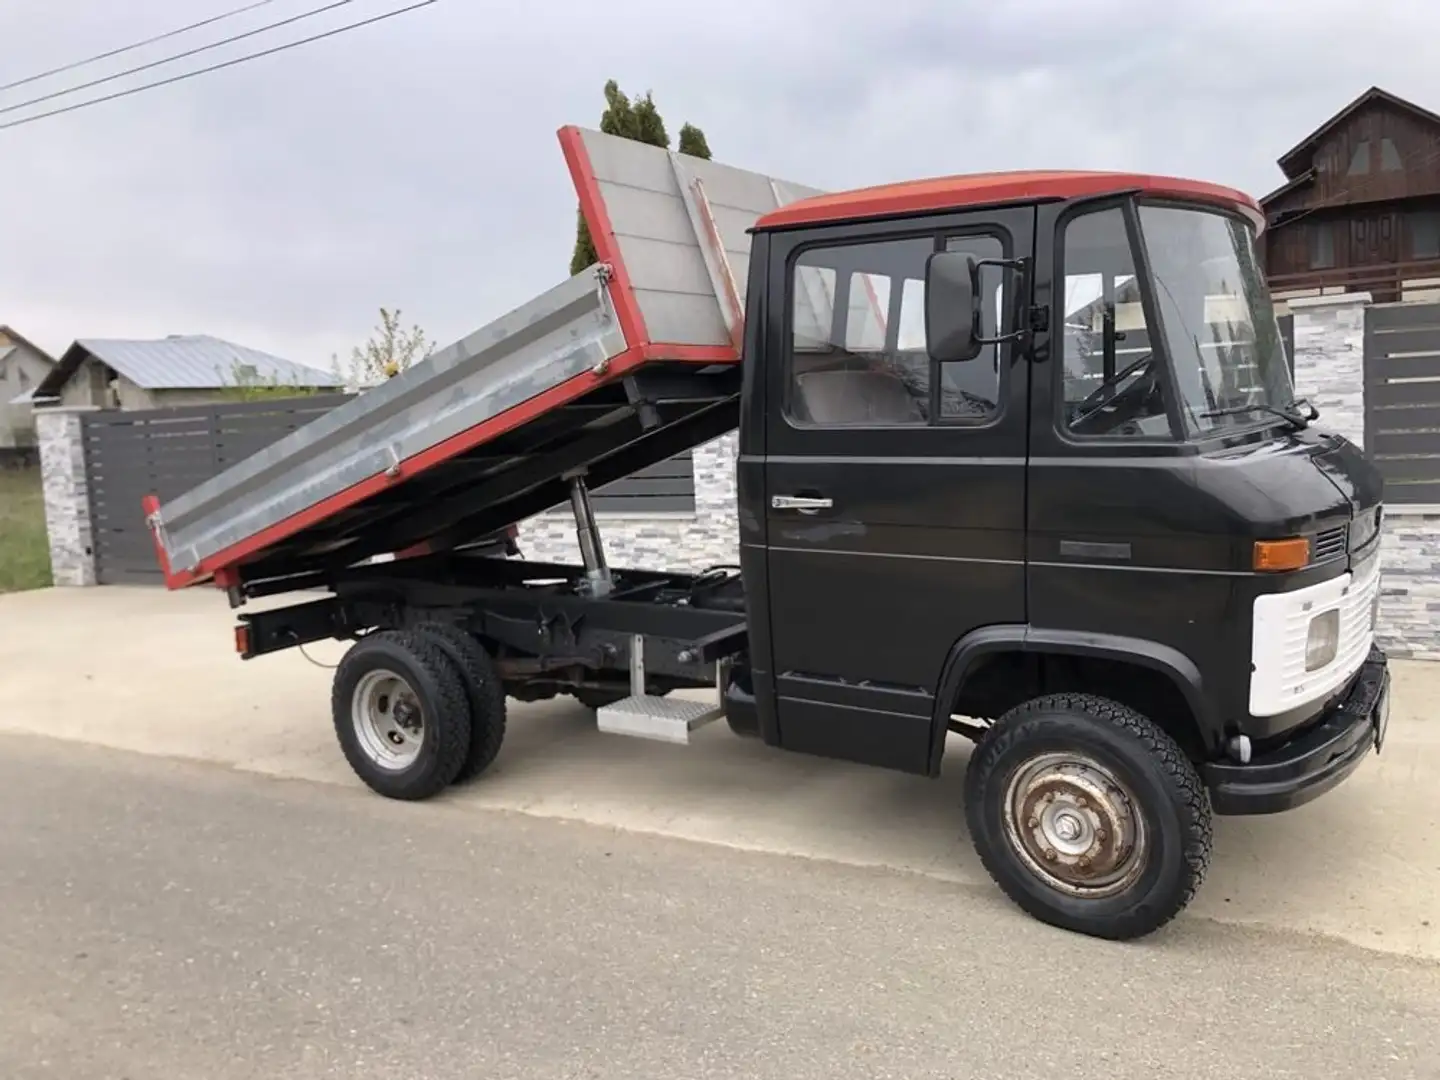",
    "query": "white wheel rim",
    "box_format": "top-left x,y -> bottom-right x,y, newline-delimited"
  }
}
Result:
351,668 -> 425,771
